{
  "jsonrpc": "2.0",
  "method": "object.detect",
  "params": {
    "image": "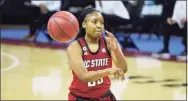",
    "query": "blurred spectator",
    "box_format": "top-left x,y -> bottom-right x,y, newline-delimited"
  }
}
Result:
136,0 -> 163,37
95,0 -> 130,32
61,0 -> 95,19
159,0 -> 187,56
22,0 -> 61,41
0,0 -> 31,24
